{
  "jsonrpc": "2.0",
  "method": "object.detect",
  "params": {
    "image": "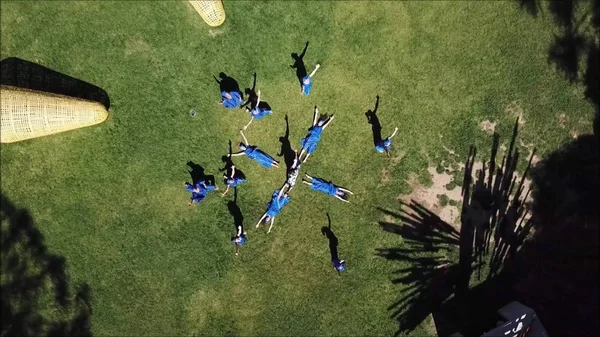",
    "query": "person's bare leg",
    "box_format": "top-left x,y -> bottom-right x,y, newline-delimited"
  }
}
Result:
278,184 -> 289,198
389,127 -> 399,139
267,218 -> 275,233
299,149 -> 307,162
235,244 -> 240,256
256,214 -> 266,228
302,180 -> 312,186
302,153 -> 311,163
305,173 -> 313,180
